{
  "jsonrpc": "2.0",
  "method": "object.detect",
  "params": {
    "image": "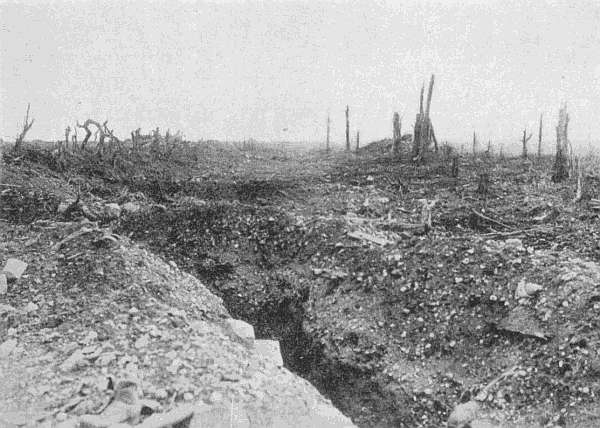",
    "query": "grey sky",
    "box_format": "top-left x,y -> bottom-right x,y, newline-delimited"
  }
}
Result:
1,0 -> 600,150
